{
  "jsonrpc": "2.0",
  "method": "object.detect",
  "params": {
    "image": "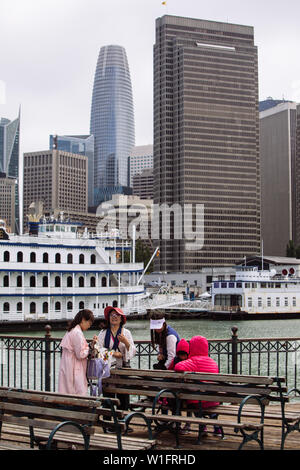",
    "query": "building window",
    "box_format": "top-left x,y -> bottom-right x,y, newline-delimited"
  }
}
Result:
67,254 -> 73,264
3,275 -> 9,287
79,277 -> 84,288
43,253 -> 49,263
43,302 -> 48,314
79,254 -> 85,264
30,252 -> 36,263
17,251 -> 23,262
17,302 -> 22,312
3,302 -> 9,312
55,253 -> 61,264
3,251 -> 10,262
30,276 -> 36,288
91,254 -> 96,264
55,276 -> 61,288
67,276 -> 73,287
